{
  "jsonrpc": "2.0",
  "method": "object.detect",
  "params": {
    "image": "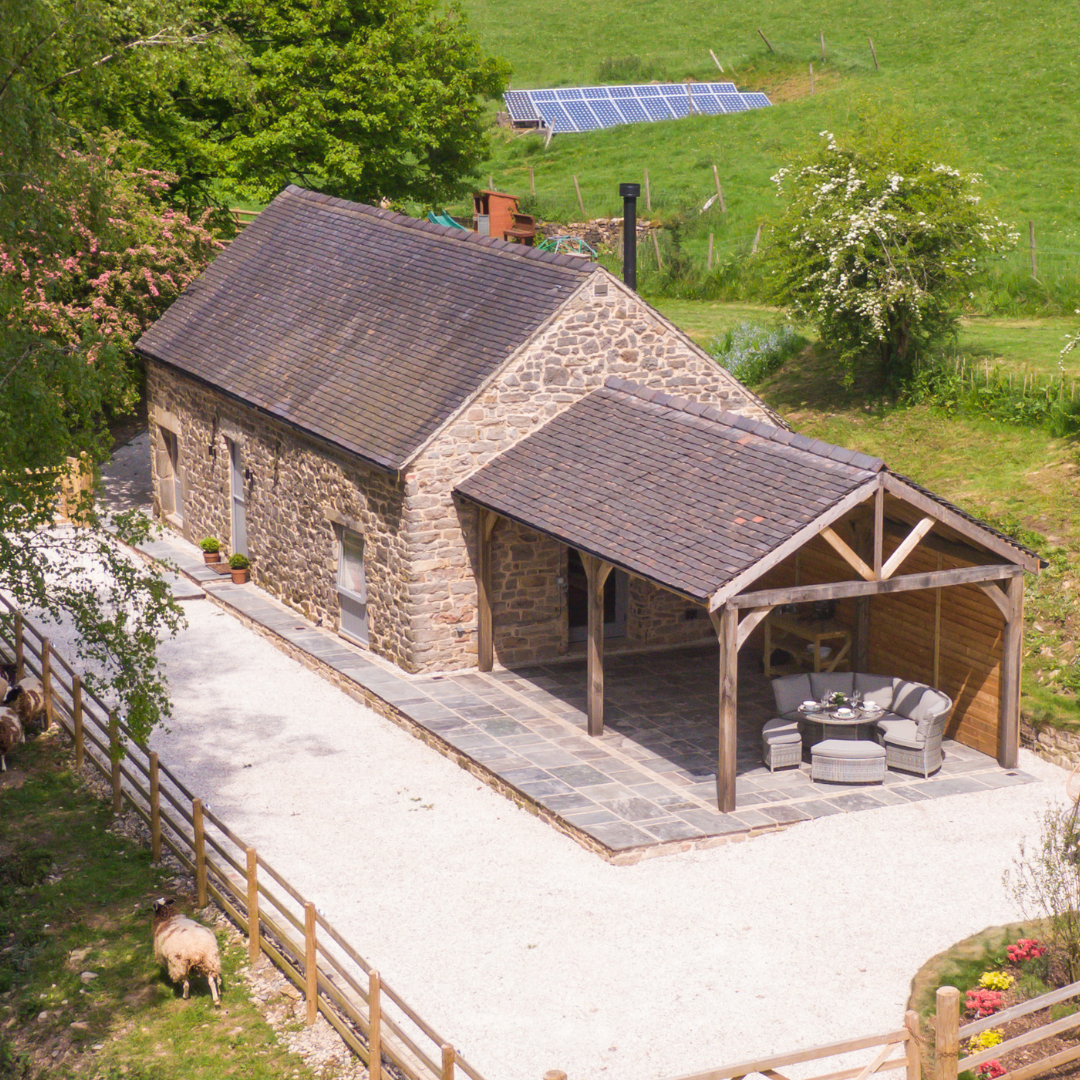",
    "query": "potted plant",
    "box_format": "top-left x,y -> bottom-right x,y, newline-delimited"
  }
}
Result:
228,553 -> 251,584
199,537 -> 222,564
